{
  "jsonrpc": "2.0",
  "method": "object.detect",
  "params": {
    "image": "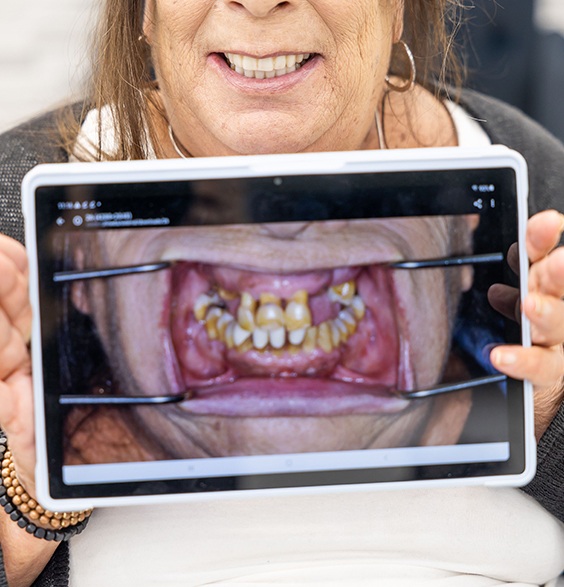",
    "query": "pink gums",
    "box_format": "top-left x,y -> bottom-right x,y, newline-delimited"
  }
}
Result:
168,262 -> 408,416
